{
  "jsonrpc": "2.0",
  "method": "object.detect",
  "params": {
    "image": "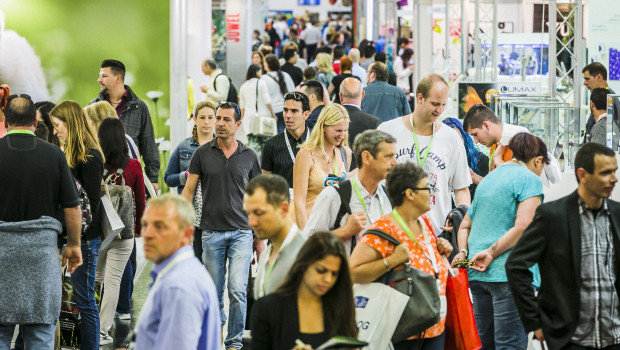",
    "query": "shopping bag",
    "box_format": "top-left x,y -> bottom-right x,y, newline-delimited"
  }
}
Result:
353,283 -> 409,350
100,191 -> 124,251
444,268 -> 482,350
59,269 -> 81,348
